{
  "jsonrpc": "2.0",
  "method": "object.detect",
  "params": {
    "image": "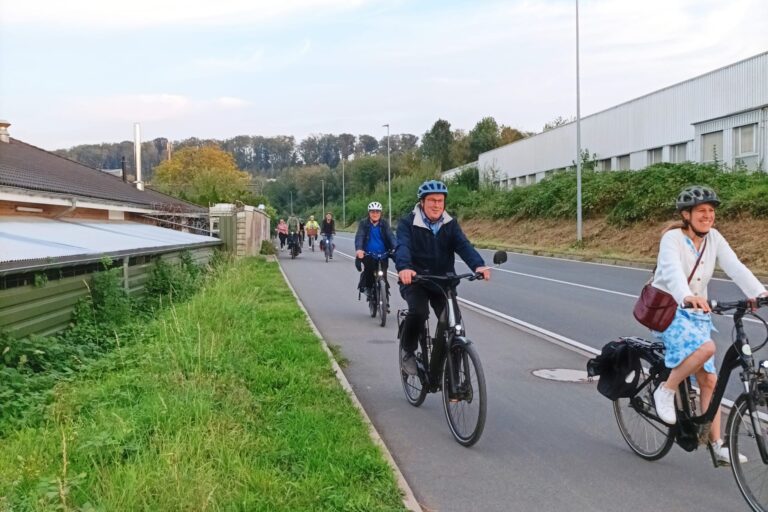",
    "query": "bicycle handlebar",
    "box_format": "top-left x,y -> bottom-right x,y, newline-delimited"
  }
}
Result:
684,296 -> 768,313
412,272 -> 485,283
